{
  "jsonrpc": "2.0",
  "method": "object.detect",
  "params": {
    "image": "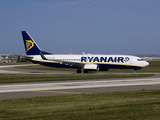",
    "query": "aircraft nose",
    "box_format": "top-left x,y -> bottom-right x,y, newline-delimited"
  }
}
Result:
144,61 -> 149,67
